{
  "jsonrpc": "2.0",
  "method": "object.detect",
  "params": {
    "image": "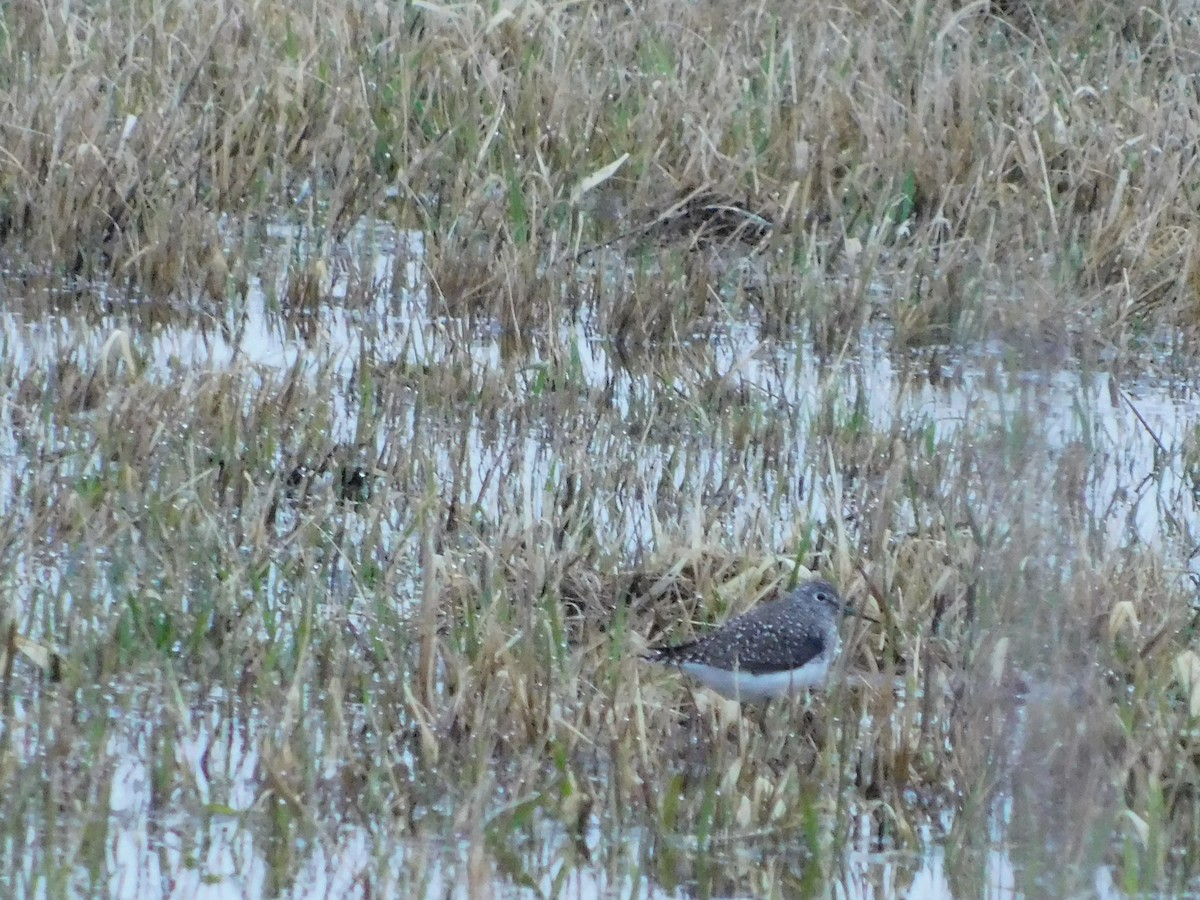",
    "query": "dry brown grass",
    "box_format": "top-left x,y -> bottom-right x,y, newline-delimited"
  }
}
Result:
1,0 -> 1198,337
